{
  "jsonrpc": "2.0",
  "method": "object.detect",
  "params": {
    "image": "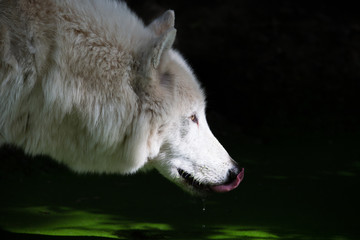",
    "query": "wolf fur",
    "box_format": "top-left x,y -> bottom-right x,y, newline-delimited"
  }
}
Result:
0,0 -> 243,194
